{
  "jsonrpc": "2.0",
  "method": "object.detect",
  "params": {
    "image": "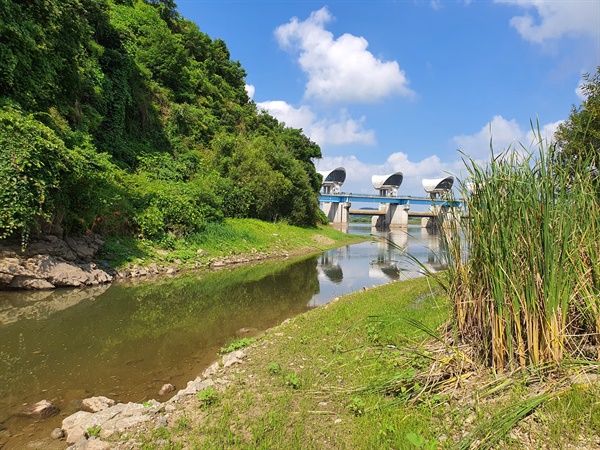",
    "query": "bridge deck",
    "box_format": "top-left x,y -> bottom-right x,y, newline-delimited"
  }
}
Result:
319,193 -> 462,207
349,209 -> 386,215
